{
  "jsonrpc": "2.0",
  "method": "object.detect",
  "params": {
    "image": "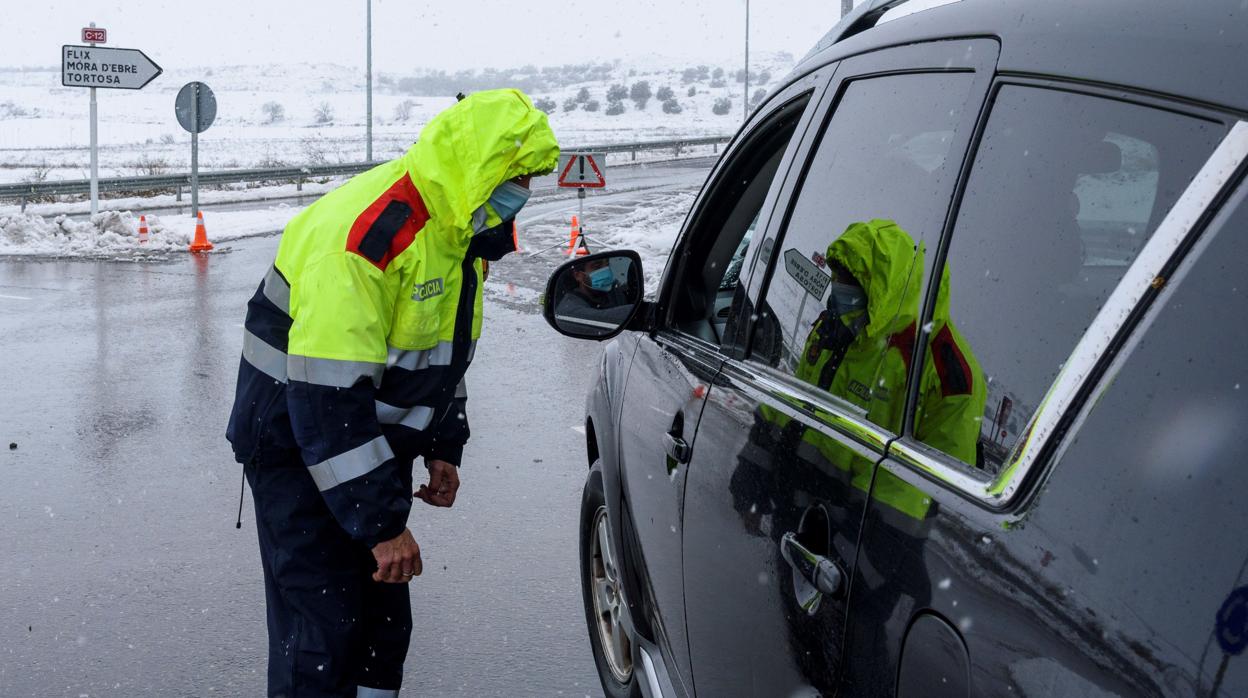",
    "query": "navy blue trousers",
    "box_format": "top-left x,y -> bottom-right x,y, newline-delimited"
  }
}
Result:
247,456 -> 412,697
